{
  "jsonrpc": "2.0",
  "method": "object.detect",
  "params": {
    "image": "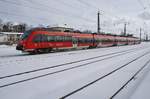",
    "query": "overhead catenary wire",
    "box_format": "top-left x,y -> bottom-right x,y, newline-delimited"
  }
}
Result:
0,10 -> 49,24
25,0 -> 95,22
32,0 -> 115,21
137,0 -> 147,10
77,0 -> 121,19
0,1 -> 96,31
0,0 -> 134,33
0,0 -> 96,23
0,1 -> 119,25
77,0 -> 98,9
51,0 -> 82,10
76,0 -> 126,34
